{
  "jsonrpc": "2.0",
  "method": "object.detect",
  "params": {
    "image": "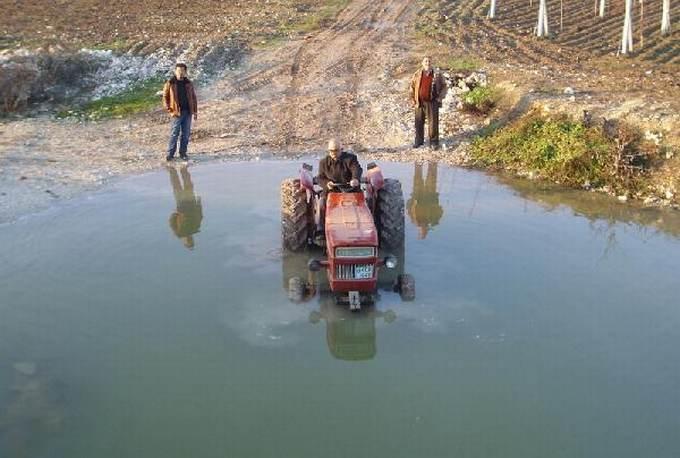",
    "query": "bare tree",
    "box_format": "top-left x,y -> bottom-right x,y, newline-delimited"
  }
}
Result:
536,0 -> 550,36
621,0 -> 634,54
599,0 -> 606,17
488,0 -> 497,19
661,0 -> 671,35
